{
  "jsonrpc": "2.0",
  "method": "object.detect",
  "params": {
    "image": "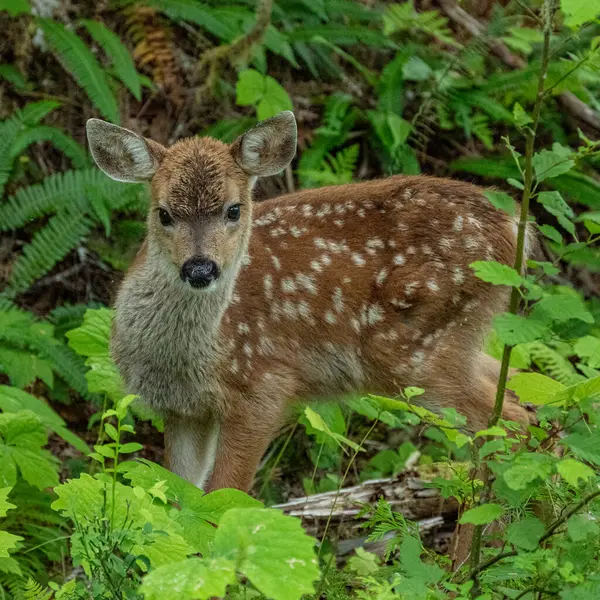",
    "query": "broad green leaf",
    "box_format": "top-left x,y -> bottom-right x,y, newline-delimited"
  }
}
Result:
0,386 -> 88,453
66,307 -> 113,357
346,547 -> 380,576
398,536 -> 444,596
475,426 -> 507,439
140,557 -> 236,600
0,487 -> 15,517
236,70 -> 293,122
513,102 -> 533,127
560,0 -> 600,28
538,224 -> 562,244
506,516 -> 544,550
557,458 -> 595,487
503,453 -> 554,490
470,261 -> 522,287
568,514 -> 599,541
531,294 -> 593,324
483,190 -> 516,216
258,77 -> 293,121
0,531 -> 22,559
303,406 -> 361,452
0,0 -> 30,15
562,432 -> 600,465
507,373 -> 566,405
213,508 -> 320,600
493,313 -> 550,345
574,336 -> 600,368
533,146 -> 575,182
459,503 -> 504,525
236,69 -> 265,105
